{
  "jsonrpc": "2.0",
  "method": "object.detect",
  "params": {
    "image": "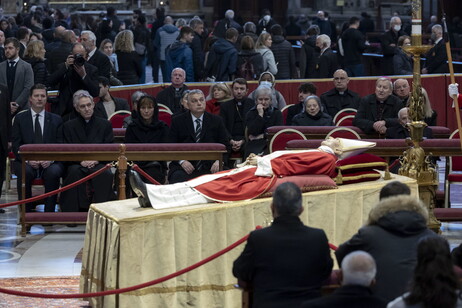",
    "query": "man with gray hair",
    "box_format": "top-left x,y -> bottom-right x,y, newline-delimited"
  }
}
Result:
233,182 -> 333,308
213,9 -> 242,38
301,251 -> 386,307
353,77 -> 403,134
422,24 -> 448,74
80,30 -> 111,79
380,16 -> 404,75
315,34 -> 339,78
